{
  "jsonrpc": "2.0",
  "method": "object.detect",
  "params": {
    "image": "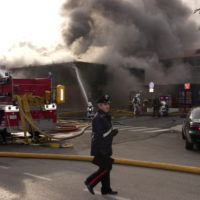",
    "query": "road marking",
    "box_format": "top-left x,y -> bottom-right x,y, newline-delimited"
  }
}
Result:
87,126 -> 168,134
84,189 -> 131,200
116,126 -> 138,128
84,130 -> 91,133
24,172 -> 52,181
85,126 -> 145,131
129,128 -> 159,132
118,126 -> 148,131
145,129 -> 171,133
115,126 -> 132,128
0,165 -> 9,169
